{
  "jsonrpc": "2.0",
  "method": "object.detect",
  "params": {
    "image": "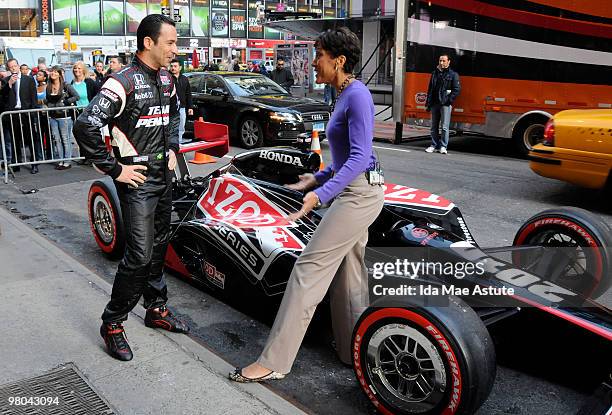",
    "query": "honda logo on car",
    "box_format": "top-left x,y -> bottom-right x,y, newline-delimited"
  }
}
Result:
259,150 -> 304,167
